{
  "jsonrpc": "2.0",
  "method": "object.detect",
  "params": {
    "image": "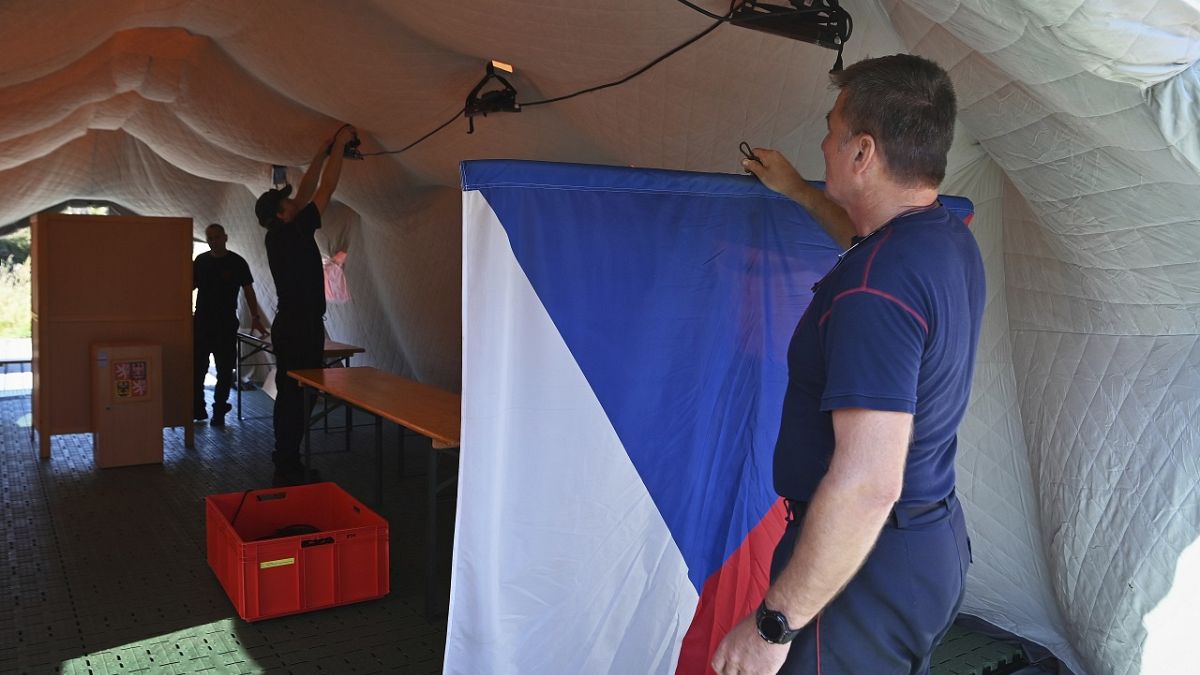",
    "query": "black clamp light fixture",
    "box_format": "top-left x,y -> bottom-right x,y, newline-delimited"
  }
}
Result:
325,123 -> 365,160
465,60 -> 521,134
342,132 -> 364,160
729,0 -> 853,70
305,2 -> 854,159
